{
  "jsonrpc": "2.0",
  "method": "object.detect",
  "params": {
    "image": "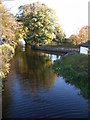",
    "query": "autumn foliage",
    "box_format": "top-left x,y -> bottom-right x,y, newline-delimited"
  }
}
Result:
69,26 -> 88,45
